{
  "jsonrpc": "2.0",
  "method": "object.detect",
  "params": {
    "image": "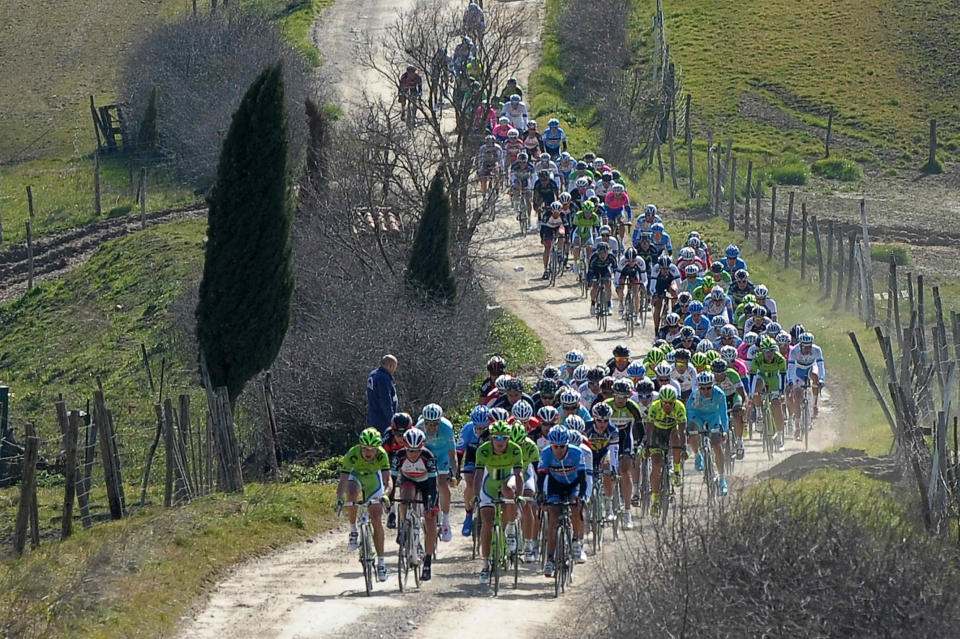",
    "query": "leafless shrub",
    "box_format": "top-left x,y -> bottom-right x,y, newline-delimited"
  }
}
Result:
120,7 -> 316,188
589,485 -> 960,638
